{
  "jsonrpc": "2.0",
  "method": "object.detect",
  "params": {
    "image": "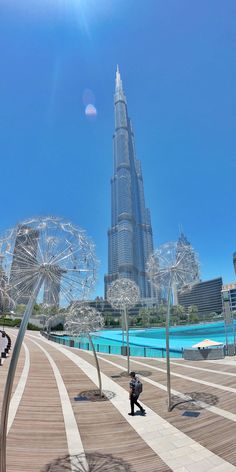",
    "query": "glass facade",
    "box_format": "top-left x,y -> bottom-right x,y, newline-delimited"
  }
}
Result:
233,252 -> 236,276
9,225 -> 39,304
104,67 -> 155,298
178,277 -> 223,314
